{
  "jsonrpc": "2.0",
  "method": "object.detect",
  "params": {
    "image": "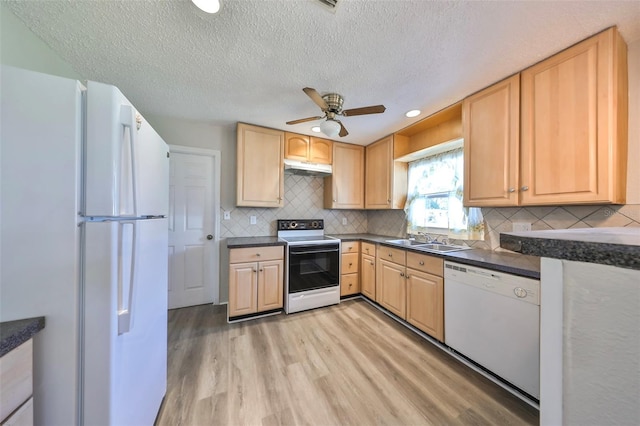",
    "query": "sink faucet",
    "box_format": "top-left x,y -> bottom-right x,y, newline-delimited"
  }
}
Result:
417,232 -> 433,243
